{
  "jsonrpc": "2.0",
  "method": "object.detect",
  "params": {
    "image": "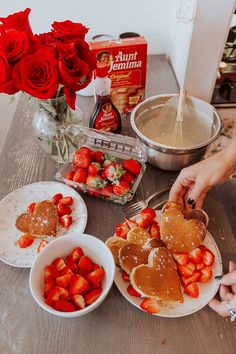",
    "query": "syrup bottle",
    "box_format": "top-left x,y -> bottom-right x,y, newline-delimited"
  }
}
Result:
89,62 -> 122,134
